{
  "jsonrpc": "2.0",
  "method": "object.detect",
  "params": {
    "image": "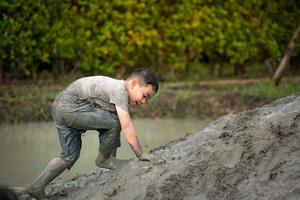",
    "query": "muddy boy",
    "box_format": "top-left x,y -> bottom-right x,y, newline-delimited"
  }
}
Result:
26,68 -> 159,199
